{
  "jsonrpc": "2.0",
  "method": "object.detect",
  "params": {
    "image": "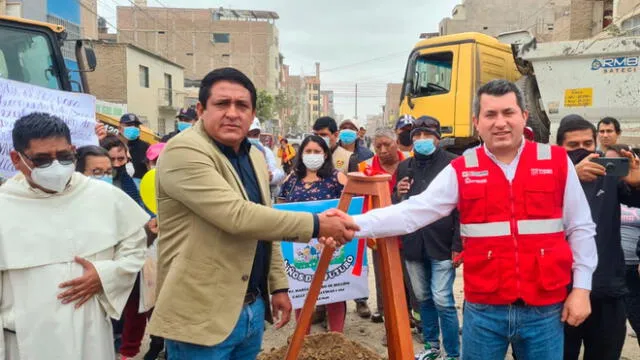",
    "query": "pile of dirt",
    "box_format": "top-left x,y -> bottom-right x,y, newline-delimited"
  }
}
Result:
258,332 -> 383,360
